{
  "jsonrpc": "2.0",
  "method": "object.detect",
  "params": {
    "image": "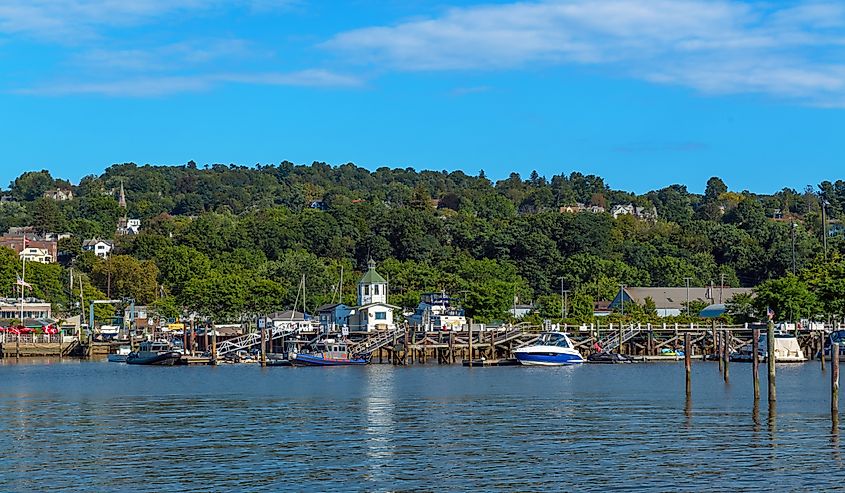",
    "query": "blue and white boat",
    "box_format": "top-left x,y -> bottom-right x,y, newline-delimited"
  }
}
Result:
289,340 -> 369,367
514,332 -> 585,366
